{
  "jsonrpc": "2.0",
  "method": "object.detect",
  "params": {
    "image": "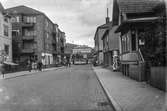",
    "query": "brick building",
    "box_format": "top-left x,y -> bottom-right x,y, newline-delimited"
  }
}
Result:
5,5 -> 66,66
